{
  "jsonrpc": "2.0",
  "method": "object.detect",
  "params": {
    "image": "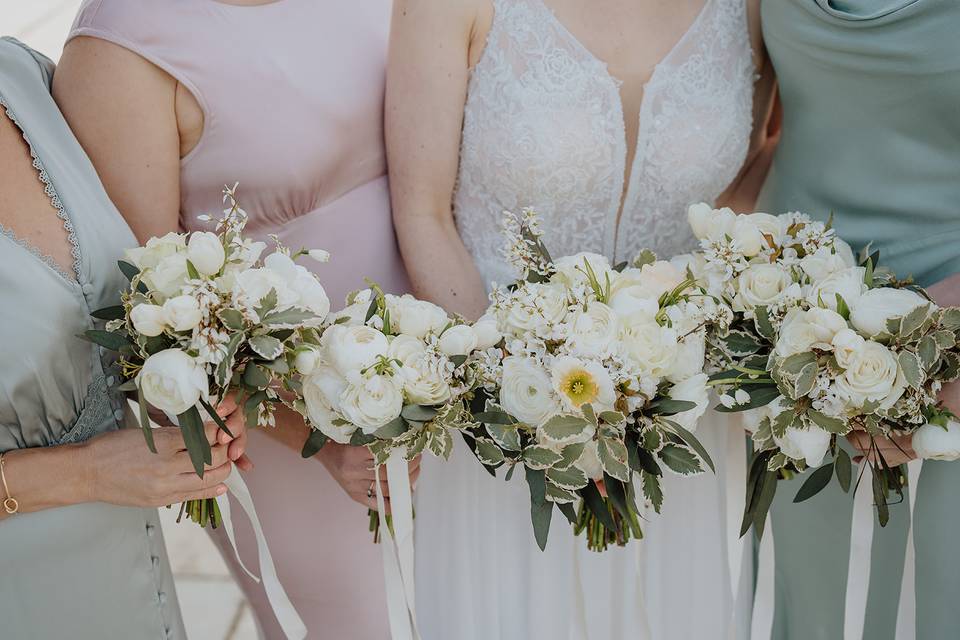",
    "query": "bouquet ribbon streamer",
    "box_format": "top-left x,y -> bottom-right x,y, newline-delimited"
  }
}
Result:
128,399 -> 307,640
